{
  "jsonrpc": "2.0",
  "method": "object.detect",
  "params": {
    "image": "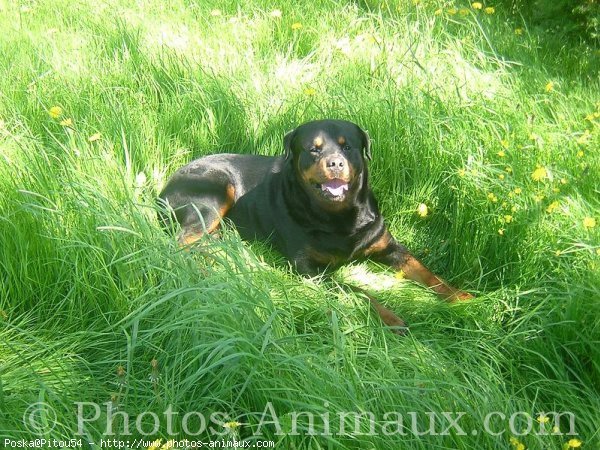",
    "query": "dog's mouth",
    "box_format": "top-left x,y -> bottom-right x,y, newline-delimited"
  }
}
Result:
313,179 -> 350,201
